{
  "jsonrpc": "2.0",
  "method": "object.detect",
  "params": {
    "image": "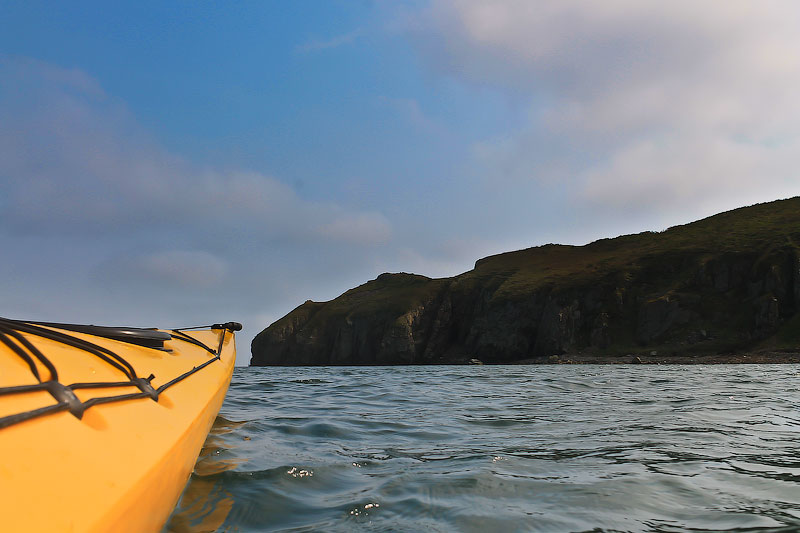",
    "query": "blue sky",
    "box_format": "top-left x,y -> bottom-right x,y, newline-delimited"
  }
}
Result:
2,1 -> 800,364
